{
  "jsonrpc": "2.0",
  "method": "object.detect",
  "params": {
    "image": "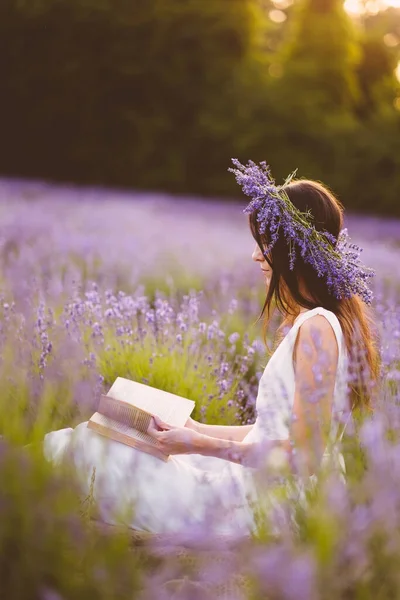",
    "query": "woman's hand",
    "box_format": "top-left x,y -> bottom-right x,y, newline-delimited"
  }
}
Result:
147,416 -> 203,455
147,416 -> 264,466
